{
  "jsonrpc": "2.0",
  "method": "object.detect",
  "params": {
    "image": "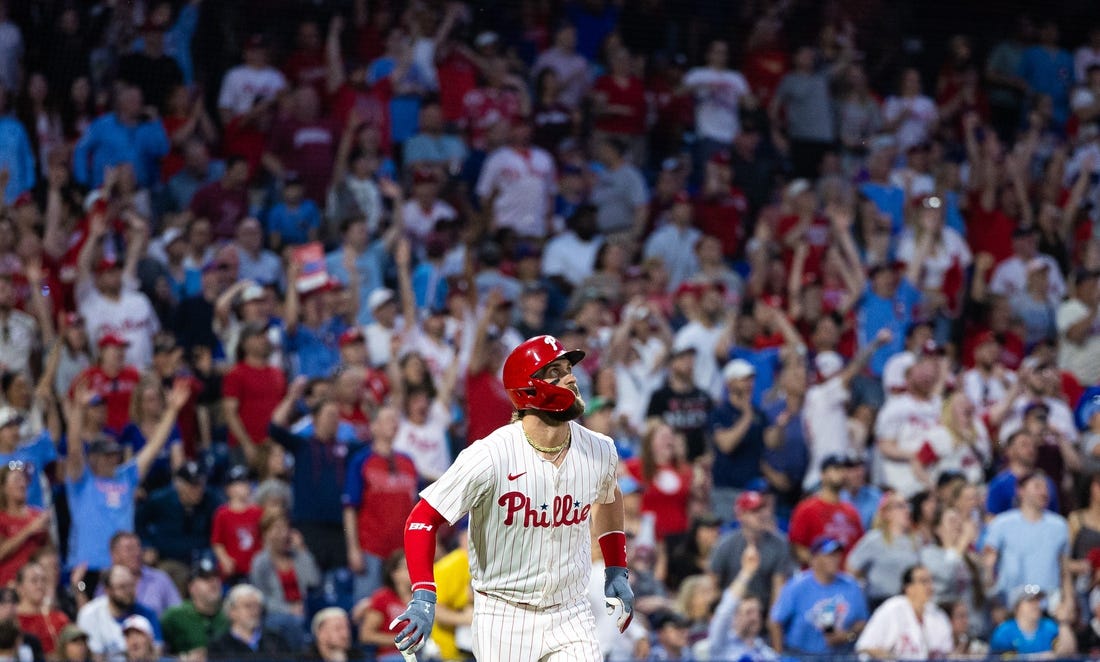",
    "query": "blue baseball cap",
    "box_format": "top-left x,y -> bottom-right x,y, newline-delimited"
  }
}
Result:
811,536 -> 843,555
